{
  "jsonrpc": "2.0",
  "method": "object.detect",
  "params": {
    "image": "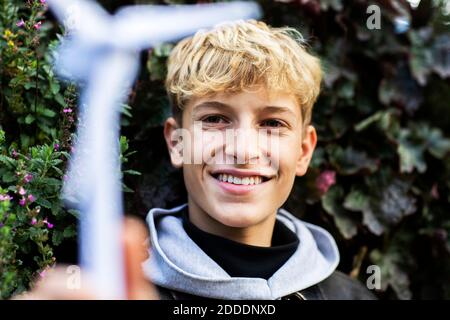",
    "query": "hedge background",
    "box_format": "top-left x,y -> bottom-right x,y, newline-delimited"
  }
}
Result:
1,0 -> 449,299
